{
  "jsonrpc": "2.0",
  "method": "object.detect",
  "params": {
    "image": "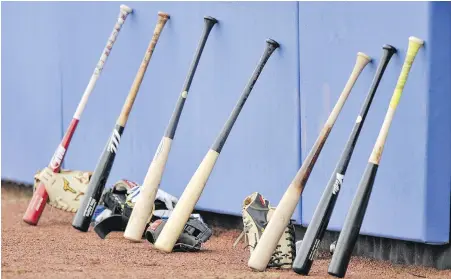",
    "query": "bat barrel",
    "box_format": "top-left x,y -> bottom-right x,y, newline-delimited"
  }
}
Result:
328,164 -> 378,278
72,126 -> 123,231
211,39 -> 279,153
292,172 -> 340,274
